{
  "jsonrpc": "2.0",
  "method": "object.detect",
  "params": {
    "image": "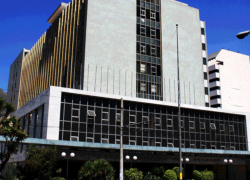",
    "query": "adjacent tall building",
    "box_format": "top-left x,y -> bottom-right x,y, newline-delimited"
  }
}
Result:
7,0 -> 209,109
208,49 -> 250,112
